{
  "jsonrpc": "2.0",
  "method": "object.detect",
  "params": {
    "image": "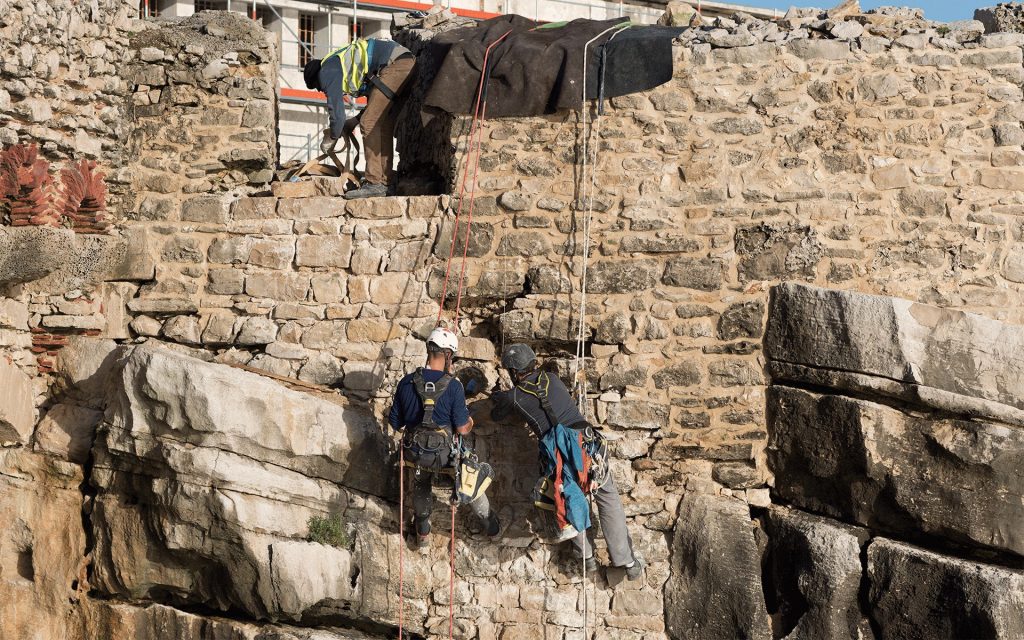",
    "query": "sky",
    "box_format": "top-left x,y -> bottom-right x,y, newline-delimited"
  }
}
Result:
730,1 -> 1003,22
